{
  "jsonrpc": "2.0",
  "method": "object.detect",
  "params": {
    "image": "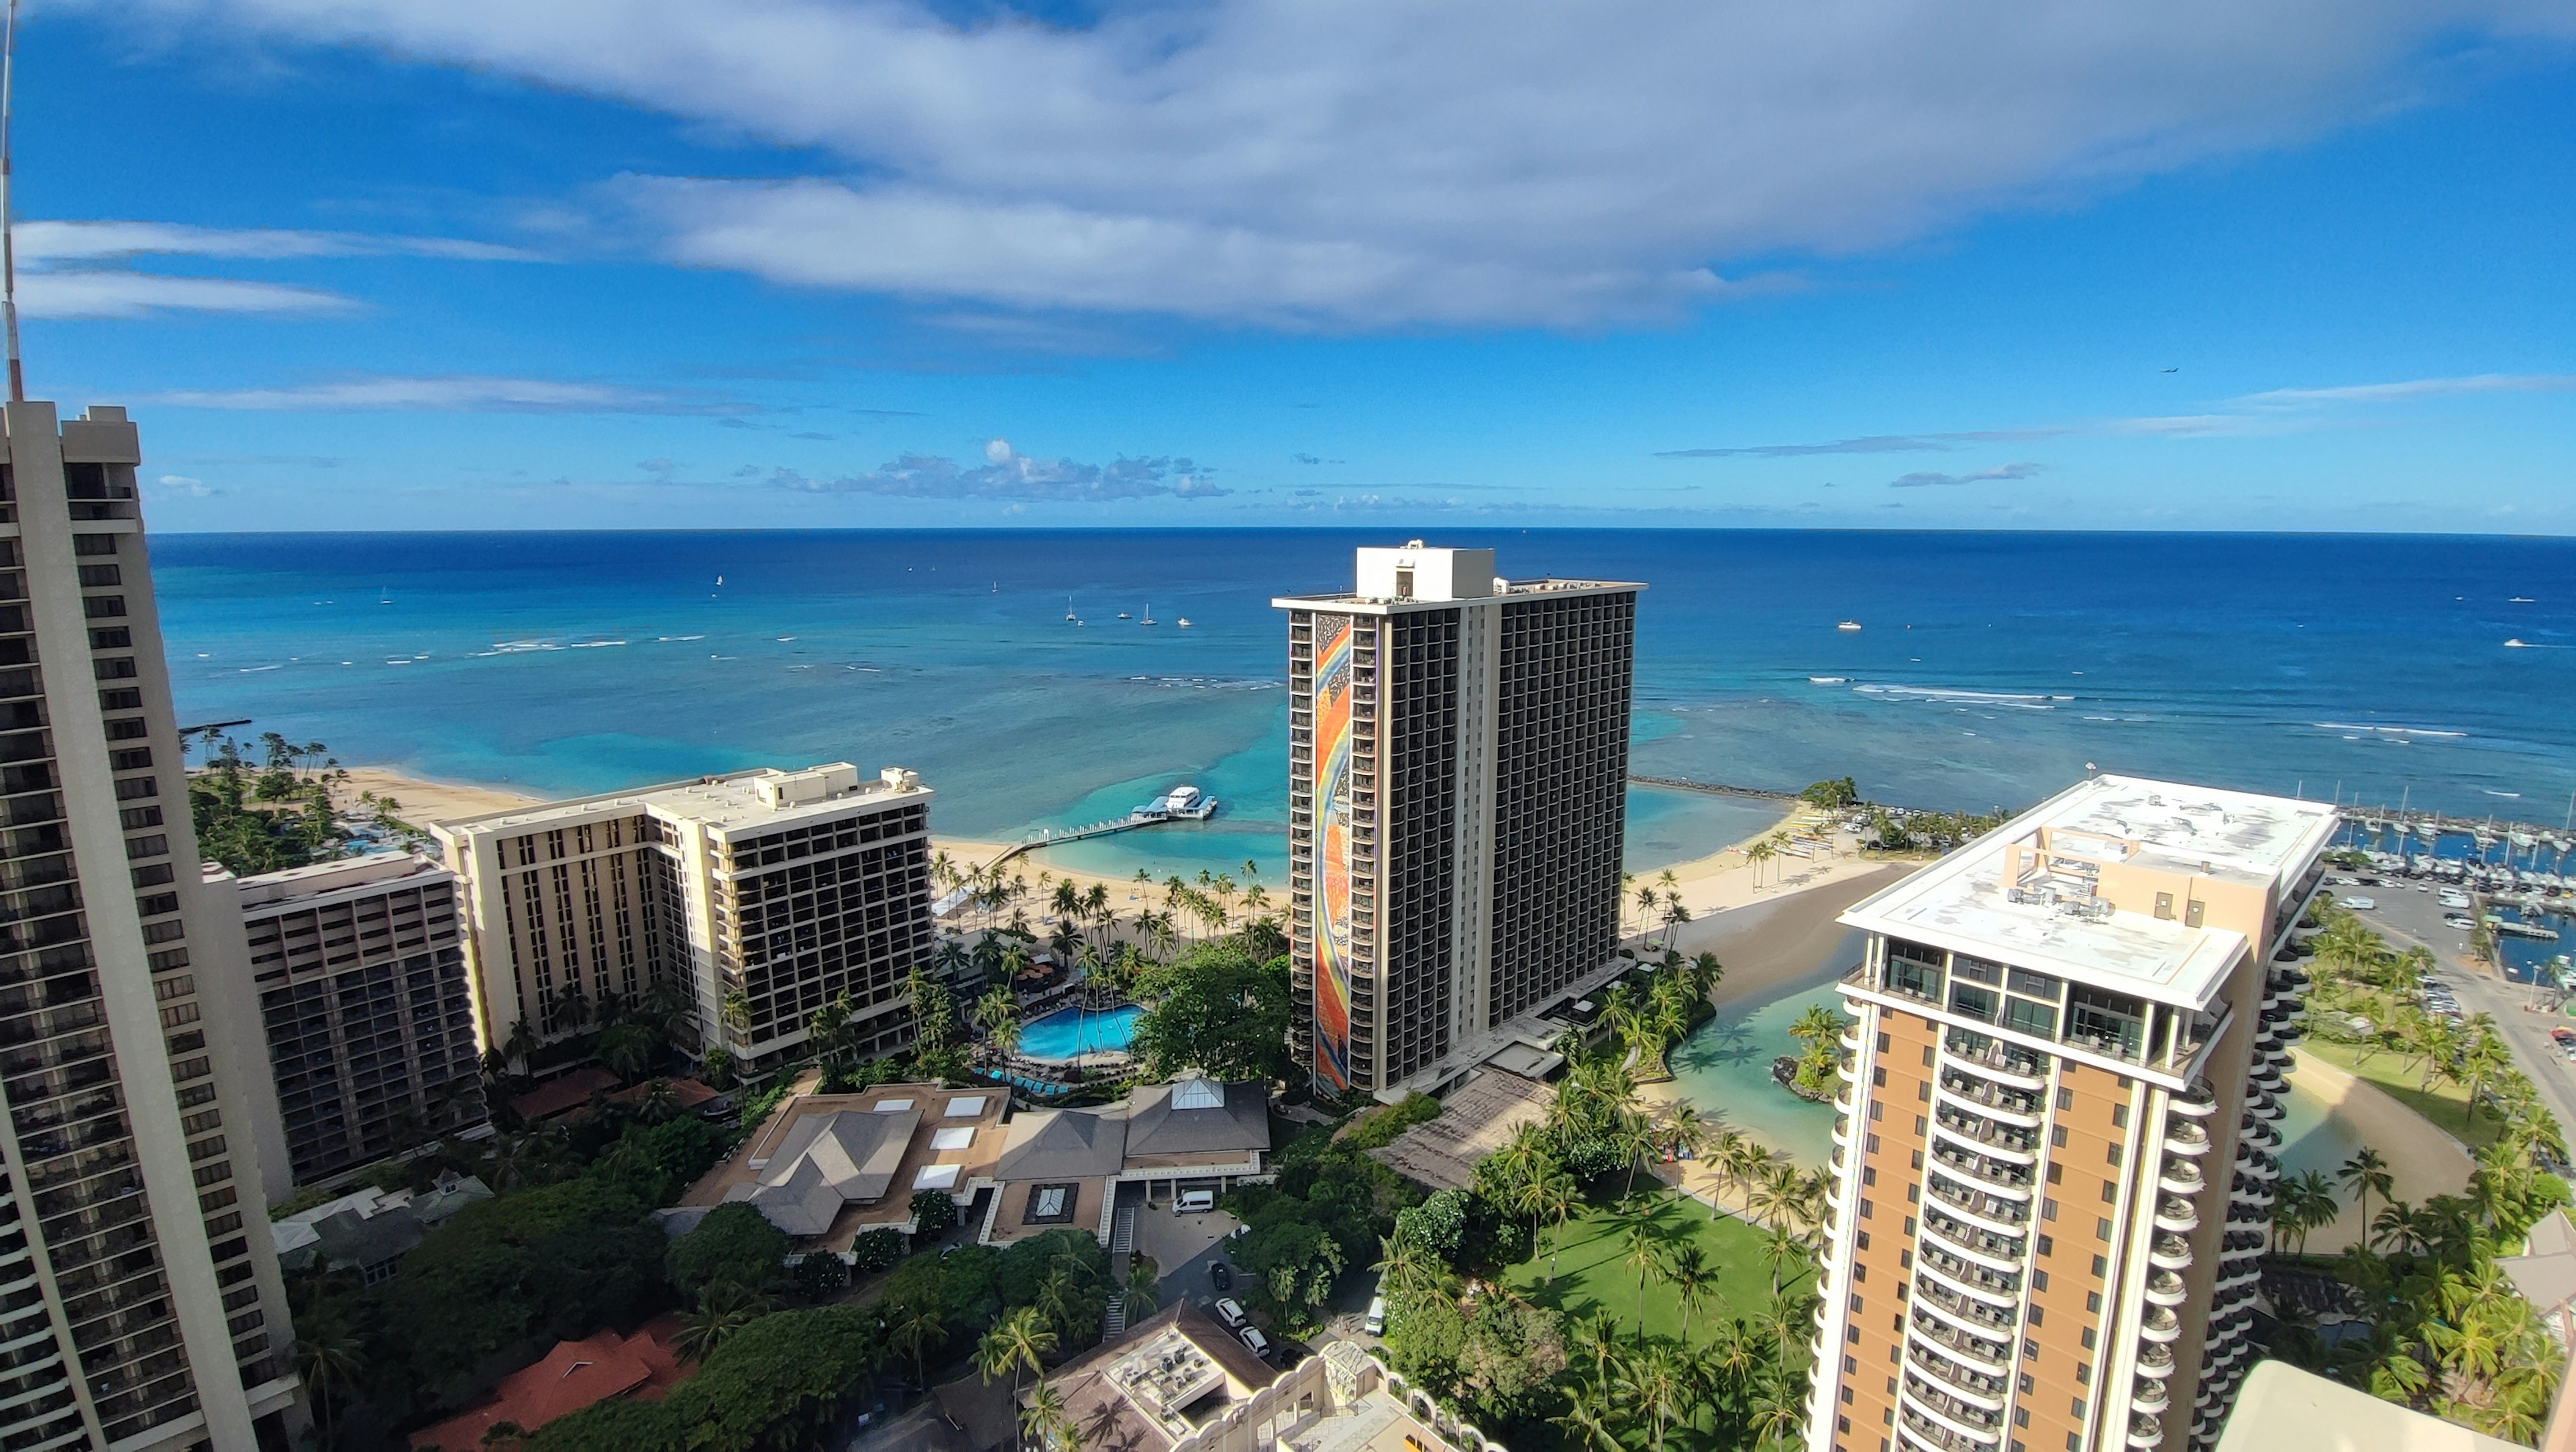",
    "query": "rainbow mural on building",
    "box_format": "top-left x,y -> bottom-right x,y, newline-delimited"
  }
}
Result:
1312,615 -> 1356,1091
